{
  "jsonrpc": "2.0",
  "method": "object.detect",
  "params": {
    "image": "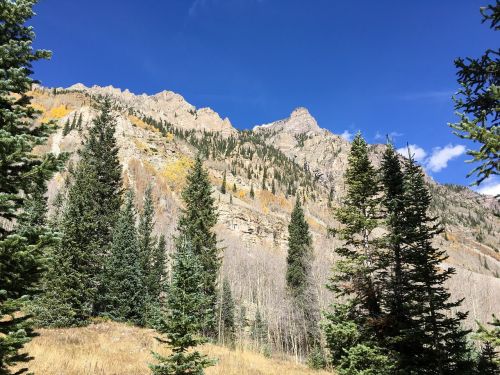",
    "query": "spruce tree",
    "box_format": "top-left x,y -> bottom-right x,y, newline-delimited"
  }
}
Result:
219,278 -> 235,346
139,184 -> 157,321
250,184 -> 255,199
102,190 -> 144,324
328,133 -> 382,318
476,343 -> 499,375
150,238 -> 214,375
400,153 -> 472,373
262,167 -> 267,190
286,197 -> 312,298
475,314 -> 499,371
76,113 -> 83,130
145,235 -> 167,329
221,170 -> 227,194
232,182 -> 237,193
177,154 -> 220,336
379,142 -> 418,369
0,1 -> 59,371
36,97 -> 122,326
450,3 -> 499,186
70,114 -> 76,130
63,118 -> 71,136
252,308 -> 268,349
286,197 -> 320,356
324,133 -> 391,371
149,235 -> 167,303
